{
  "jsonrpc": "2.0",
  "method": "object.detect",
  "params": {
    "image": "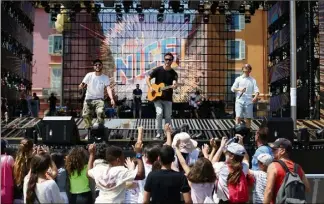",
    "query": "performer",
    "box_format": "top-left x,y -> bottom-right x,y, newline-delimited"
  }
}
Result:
188,90 -> 202,118
146,52 -> 178,138
79,59 -> 115,129
231,64 -> 259,129
133,84 -> 142,118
